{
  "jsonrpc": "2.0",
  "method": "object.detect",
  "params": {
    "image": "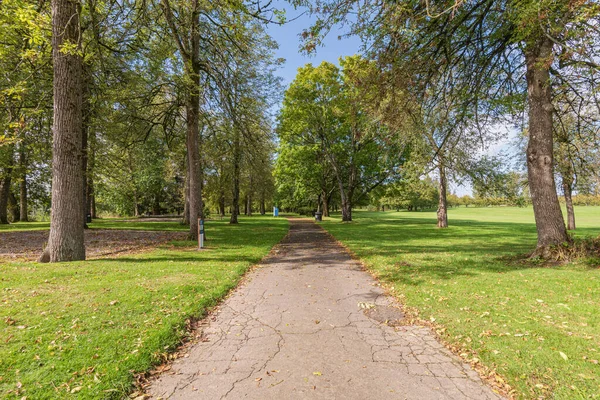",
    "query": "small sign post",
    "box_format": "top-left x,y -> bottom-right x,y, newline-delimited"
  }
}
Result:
198,218 -> 204,249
